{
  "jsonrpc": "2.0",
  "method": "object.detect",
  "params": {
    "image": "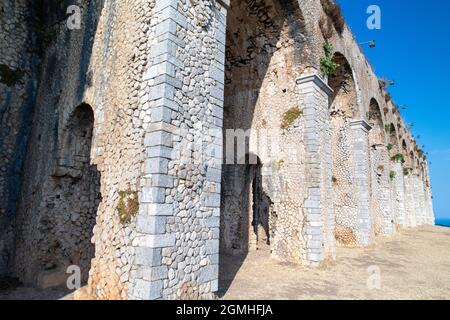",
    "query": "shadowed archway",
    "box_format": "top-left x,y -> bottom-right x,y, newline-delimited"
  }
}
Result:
219,0 -> 307,296
328,52 -> 359,246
